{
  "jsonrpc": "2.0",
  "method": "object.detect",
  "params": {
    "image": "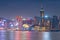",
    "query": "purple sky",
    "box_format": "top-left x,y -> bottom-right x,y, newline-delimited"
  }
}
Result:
0,0 -> 60,18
